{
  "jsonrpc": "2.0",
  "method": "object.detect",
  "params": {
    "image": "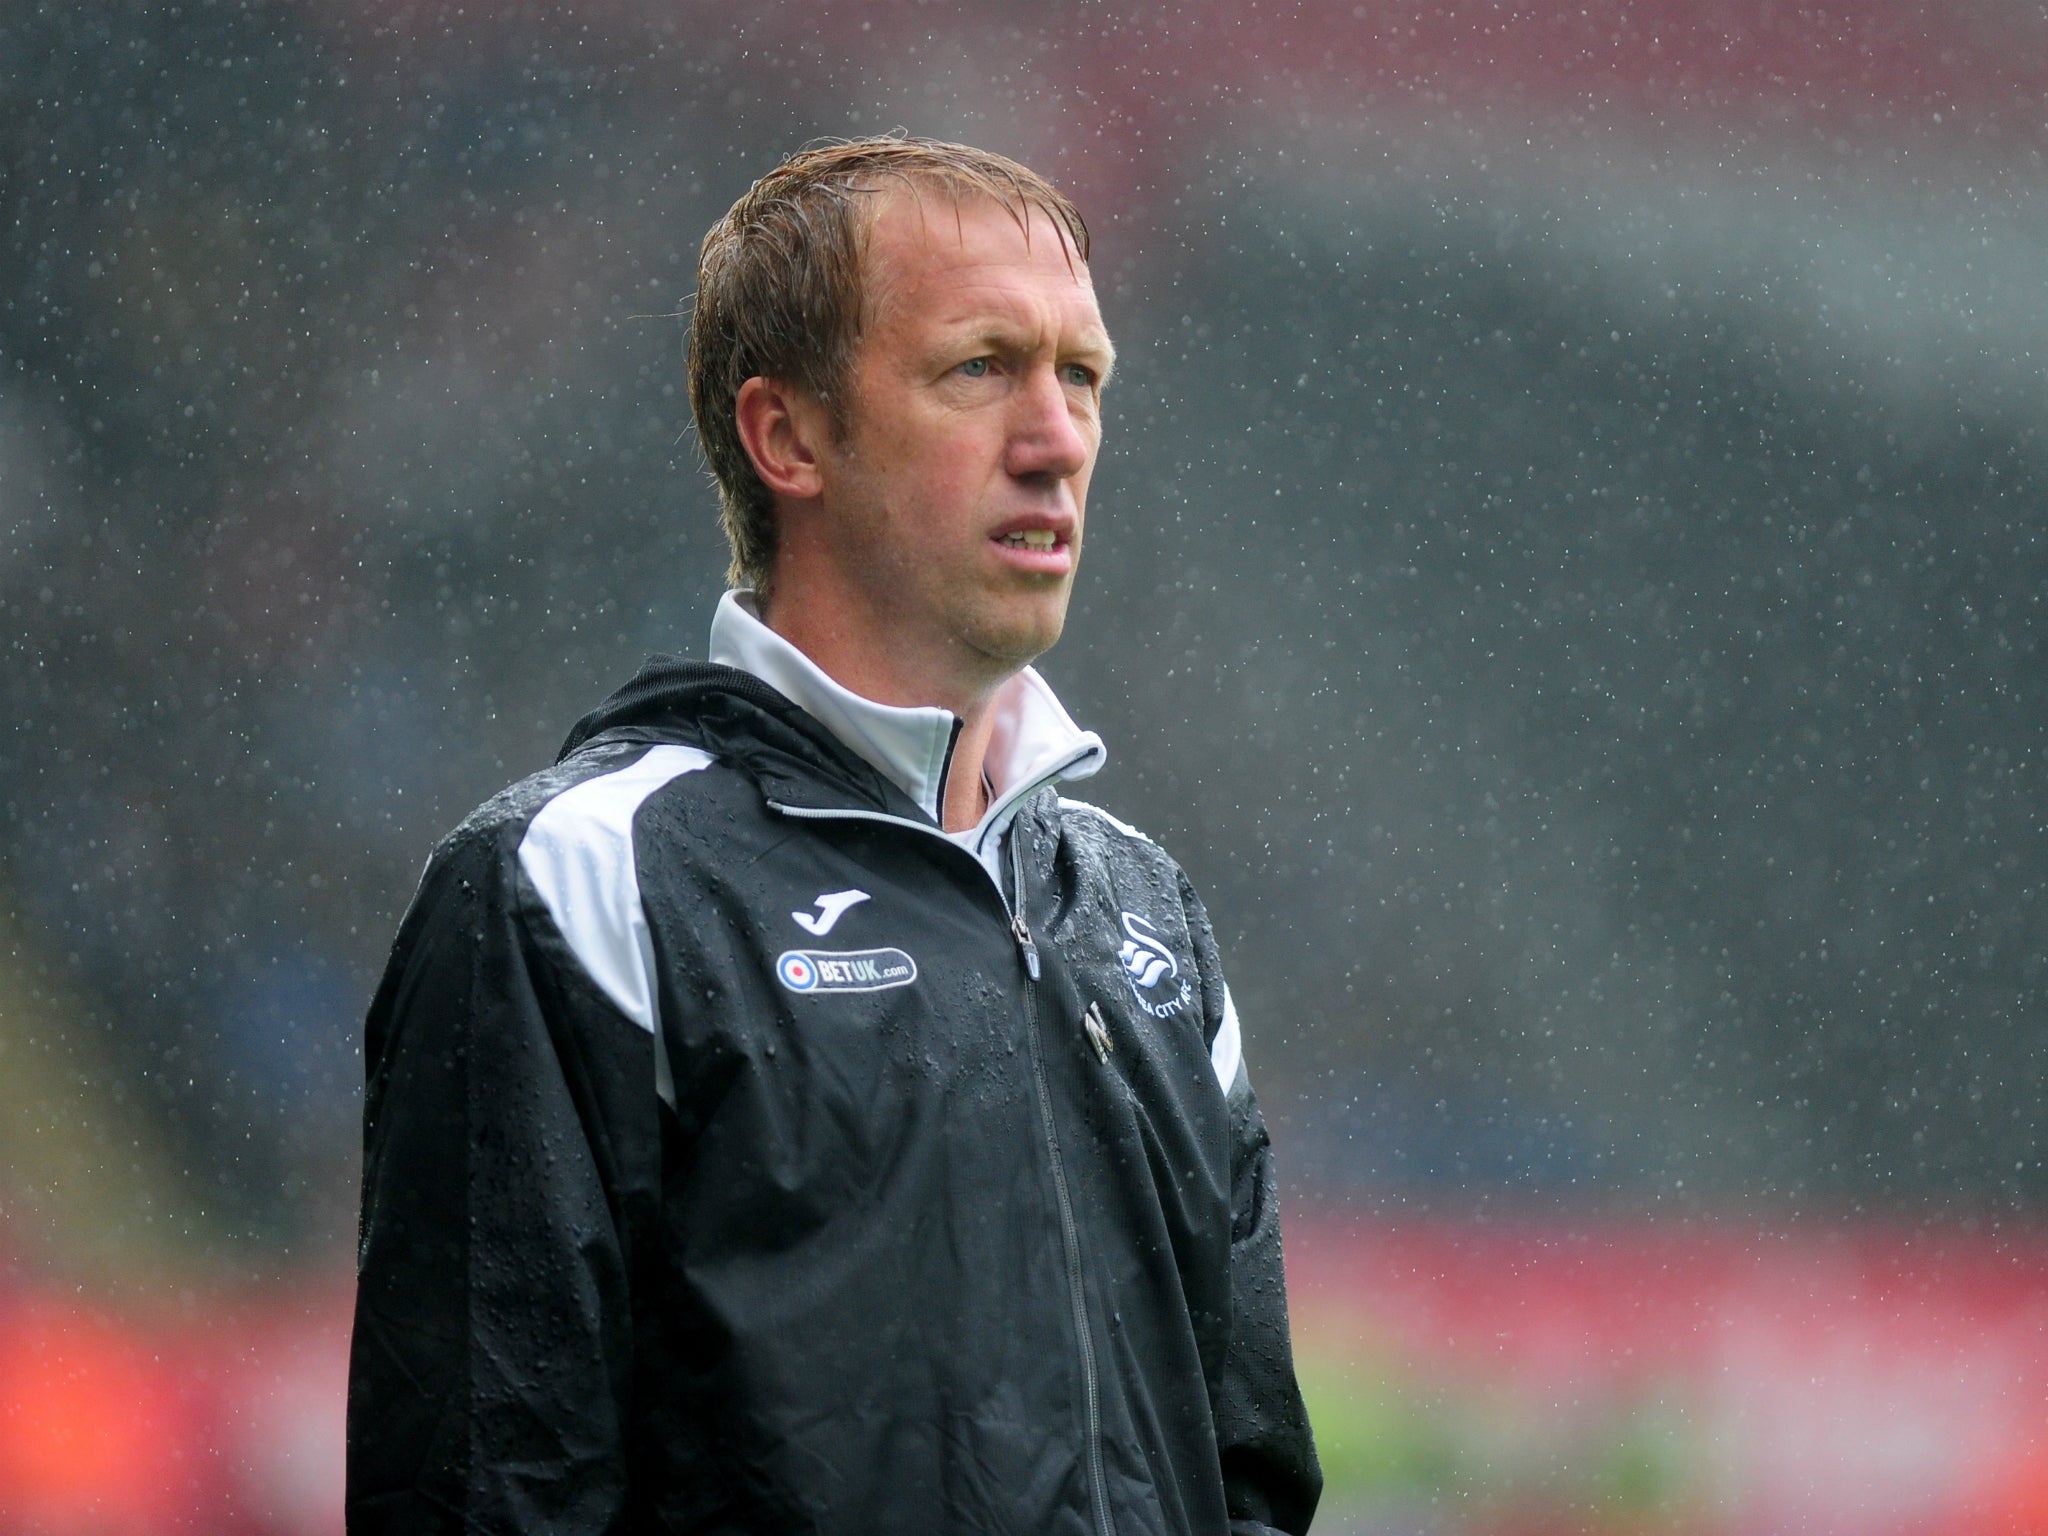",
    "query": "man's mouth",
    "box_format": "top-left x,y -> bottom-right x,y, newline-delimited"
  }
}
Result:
998,529 -> 1060,551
